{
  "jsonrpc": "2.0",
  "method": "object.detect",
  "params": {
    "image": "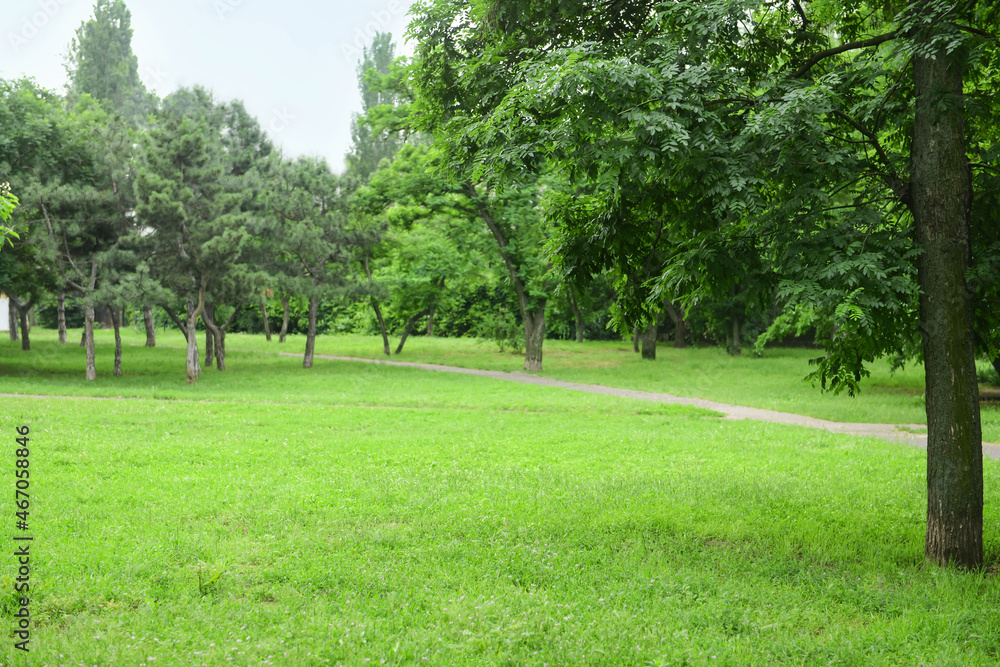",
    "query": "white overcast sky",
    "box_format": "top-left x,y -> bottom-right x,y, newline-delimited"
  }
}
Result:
0,0 -> 418,173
